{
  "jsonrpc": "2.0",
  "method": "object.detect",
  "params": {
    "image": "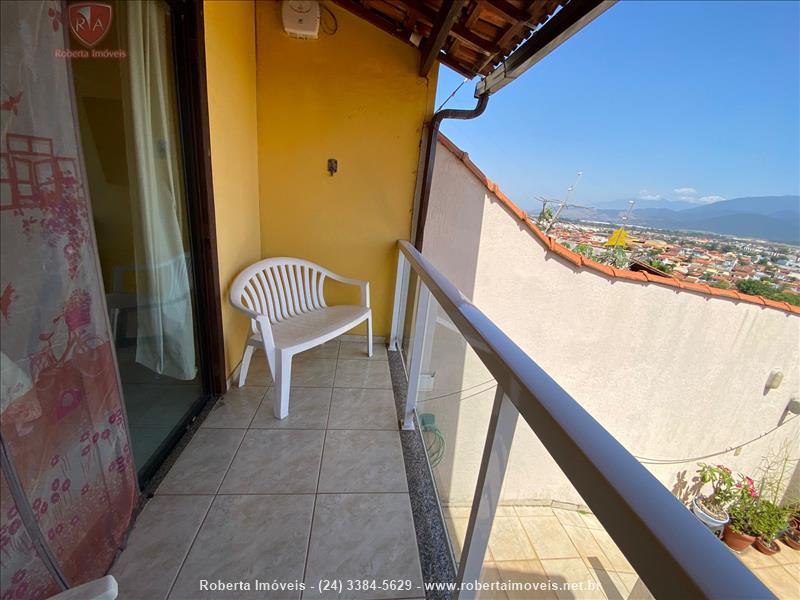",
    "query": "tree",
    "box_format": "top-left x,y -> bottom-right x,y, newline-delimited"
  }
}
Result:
537,206 -> 554,228
646,259 -> 673,274
711,280 -> 731,289
736,279 -> 800,306
602,246 -> 628,268
573,243 -> 594,260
